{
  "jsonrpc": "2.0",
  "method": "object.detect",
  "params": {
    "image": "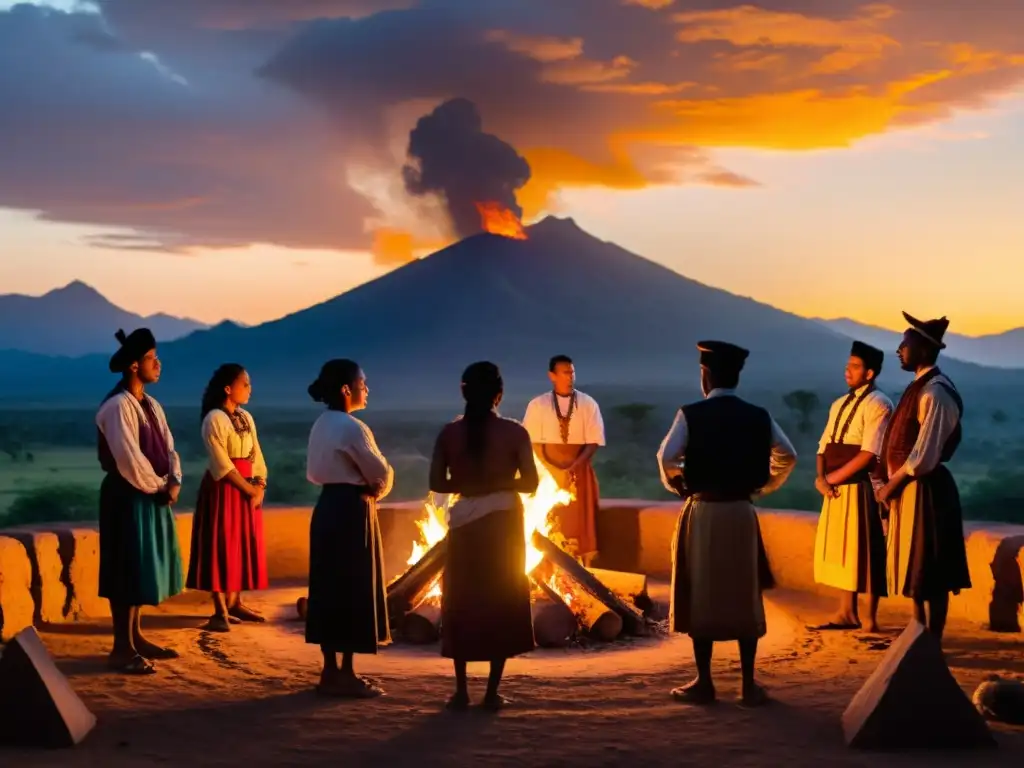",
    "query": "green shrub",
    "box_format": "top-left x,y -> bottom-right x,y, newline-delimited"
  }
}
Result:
4,483 -> 99,526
